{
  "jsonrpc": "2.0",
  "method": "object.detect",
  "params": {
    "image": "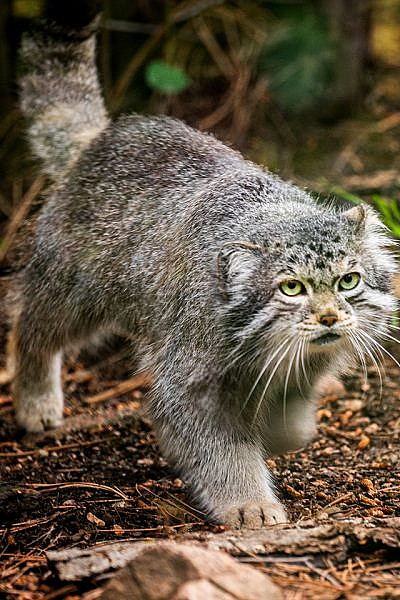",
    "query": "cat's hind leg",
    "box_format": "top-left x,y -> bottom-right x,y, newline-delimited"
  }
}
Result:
11,304 -> 65,433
